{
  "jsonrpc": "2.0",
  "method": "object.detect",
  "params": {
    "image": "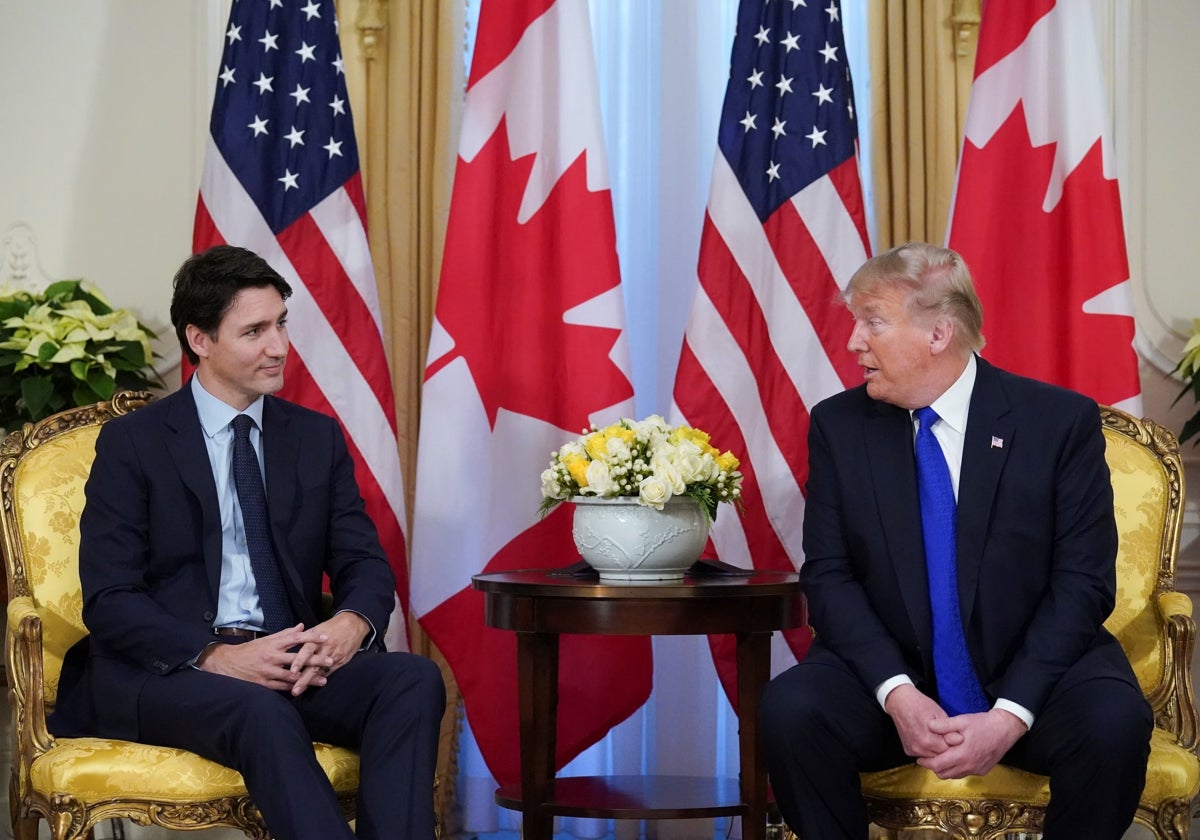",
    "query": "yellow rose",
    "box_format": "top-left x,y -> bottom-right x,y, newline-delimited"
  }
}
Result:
585,432 -> 608,461
610,426 -> 636,445
563,452 -> 590,487
716,450 -> 740,472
